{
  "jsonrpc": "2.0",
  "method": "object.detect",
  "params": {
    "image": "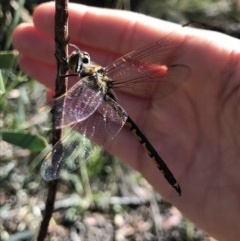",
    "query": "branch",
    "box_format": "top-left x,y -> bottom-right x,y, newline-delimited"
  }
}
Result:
37,0 -> 68,240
